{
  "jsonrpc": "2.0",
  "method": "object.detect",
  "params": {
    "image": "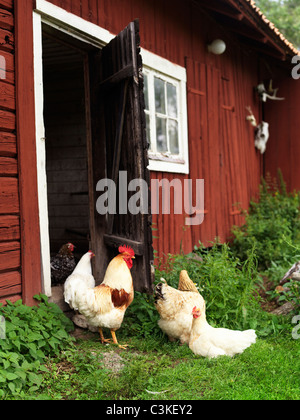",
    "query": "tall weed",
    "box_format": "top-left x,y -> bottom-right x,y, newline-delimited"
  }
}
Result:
231,171 -> 300,269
